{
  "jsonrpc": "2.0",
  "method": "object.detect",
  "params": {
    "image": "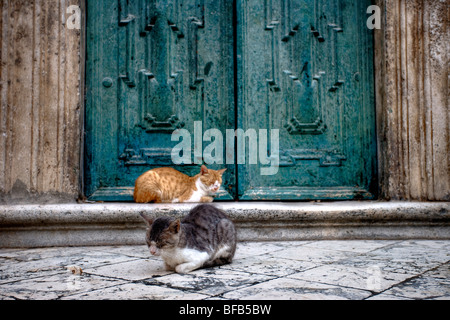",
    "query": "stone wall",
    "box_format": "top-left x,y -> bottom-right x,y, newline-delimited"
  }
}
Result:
0,0 -> 448,202
375,0 -> 449,200
0,0 -> 82,202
